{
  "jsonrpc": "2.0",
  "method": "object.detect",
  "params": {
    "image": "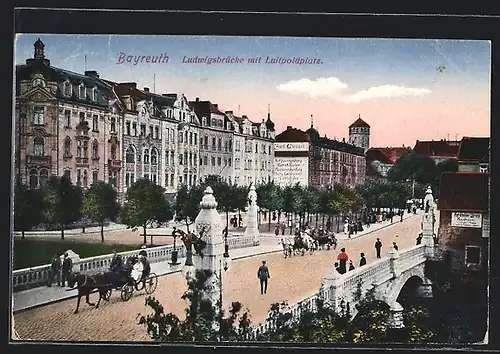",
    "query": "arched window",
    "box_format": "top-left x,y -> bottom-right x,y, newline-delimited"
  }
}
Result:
143,149 -> 150,164
151,148 -> 158,165
110,117 -> 116,133
83,140 -> 88,158
110,144 -> 117,160
63,81 -> 72,97
79,84 -> 86,99
39,169 -> 48,187
91,140 -> 99,159
33,137 -> 44,156
63,137 -> 71,157
29,168 -> 38,189
126,146 -> 135,163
